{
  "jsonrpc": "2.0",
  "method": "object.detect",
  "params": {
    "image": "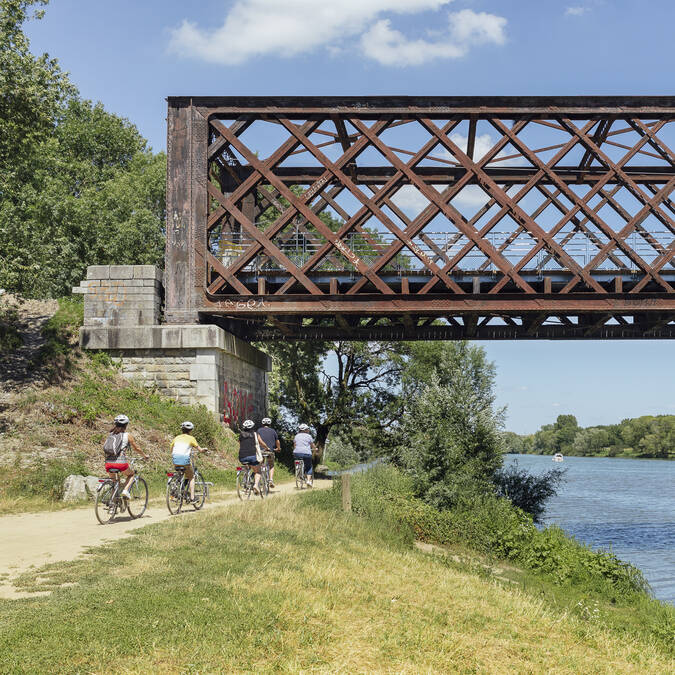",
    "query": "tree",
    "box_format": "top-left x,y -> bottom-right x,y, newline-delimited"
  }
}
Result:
395,341 -> 505,509
264,340 -> 406,462
0,1 -> 166,297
